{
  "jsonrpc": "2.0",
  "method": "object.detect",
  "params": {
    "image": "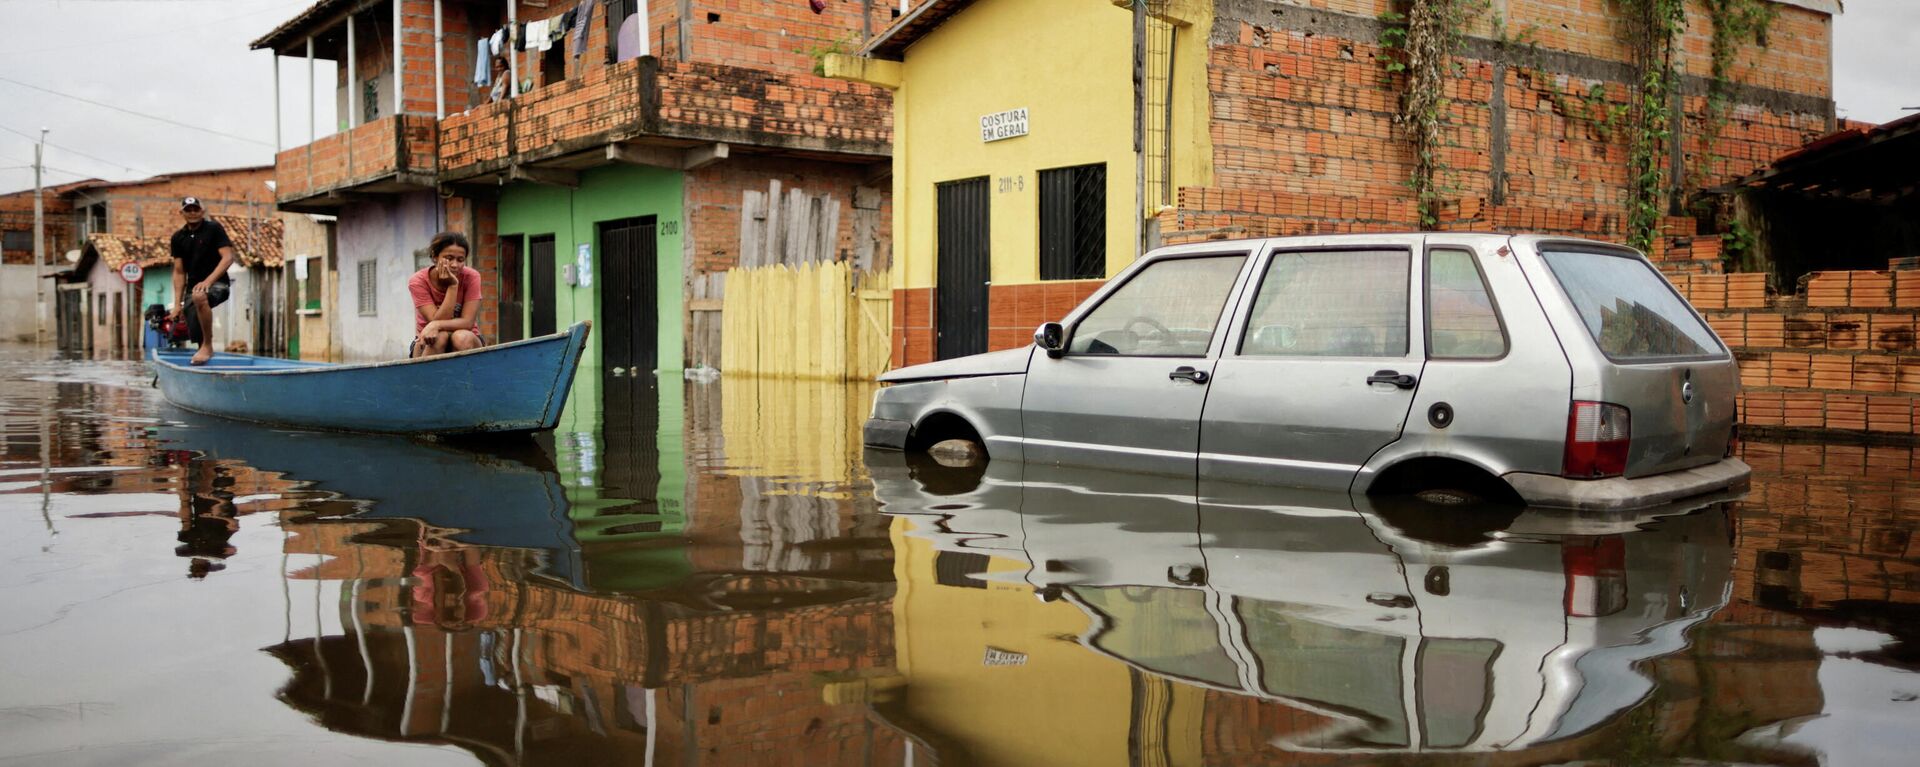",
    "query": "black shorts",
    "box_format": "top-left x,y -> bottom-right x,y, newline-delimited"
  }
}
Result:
184,282 -> 231,343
